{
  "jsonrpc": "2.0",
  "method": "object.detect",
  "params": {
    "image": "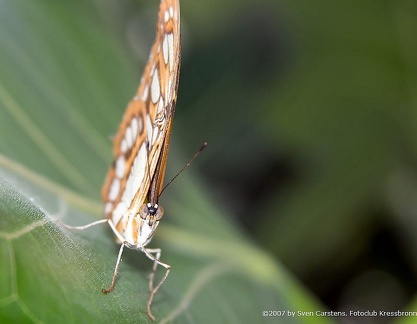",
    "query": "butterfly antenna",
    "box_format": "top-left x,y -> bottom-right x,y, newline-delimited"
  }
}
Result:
159,142 -> 207,198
